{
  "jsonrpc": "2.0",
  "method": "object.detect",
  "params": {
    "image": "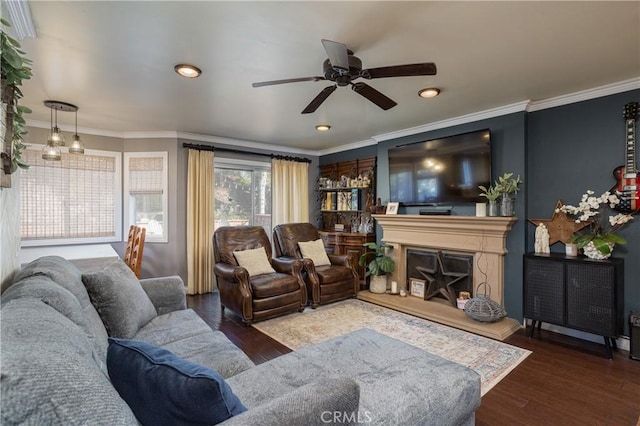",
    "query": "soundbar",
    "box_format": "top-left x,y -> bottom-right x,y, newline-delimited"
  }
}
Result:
419,206 -> 453,216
